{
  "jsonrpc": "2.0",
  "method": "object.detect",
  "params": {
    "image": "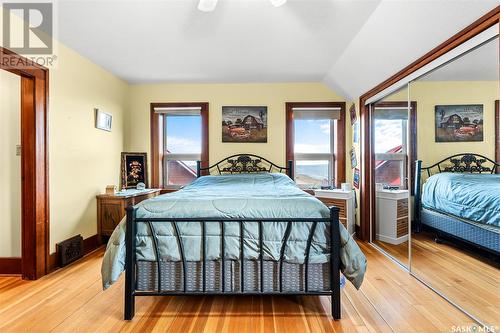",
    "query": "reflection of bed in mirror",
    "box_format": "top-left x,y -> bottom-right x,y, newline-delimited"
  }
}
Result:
414,153 -> 500,256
